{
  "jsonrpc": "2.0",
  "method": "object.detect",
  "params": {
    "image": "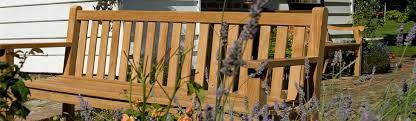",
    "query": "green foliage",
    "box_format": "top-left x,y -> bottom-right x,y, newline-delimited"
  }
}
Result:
0,48 -> 43,121
388,46 -> 416,57
386,10 -> 409,23
362,41 -> 391,73
405,0 -> 416,21
353,0 -> 383,37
